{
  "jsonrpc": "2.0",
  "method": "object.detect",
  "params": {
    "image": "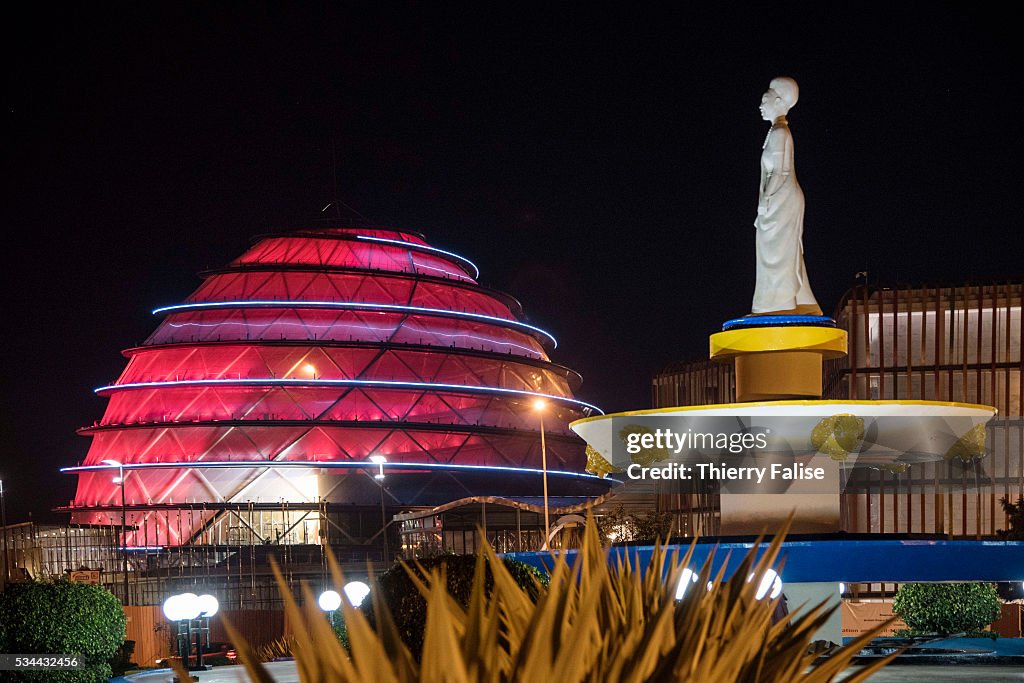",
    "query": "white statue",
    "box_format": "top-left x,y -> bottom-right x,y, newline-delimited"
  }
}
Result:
751,77 -> 822,316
